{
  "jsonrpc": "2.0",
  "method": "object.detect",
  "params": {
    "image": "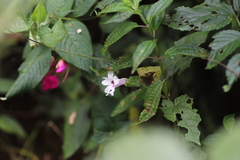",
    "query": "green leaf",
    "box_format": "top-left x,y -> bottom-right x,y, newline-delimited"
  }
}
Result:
55,21 -> 93,72
164,2 -> 233,31
31,2 -> 47,25
146,0 -> 173,24
132,0 -> 141,10
0,115 -> 26,138
46,0 -> 74,17
102,22 -> 138,56
207,30 -> 240,69
233,0 -> 240,12
38,20 -> 66,47
164,45 -> 208,58
5,14 -> 32,33
175,31 -> 209,46
223,114 -> 235,132
98,1 -> 133,15
96,0 -> 119,9
0,78 -> 14,93
102,10 -> 134,24
161,95 -> 201,145
134,80 -> 163,124
125,76 -> 140,87
223,53 -> 240,92
71,0 -> 97,17
132,40 -> 156,73
63,100 -> 91,159
5,46 -> 51,98
111,88 -> 146,116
